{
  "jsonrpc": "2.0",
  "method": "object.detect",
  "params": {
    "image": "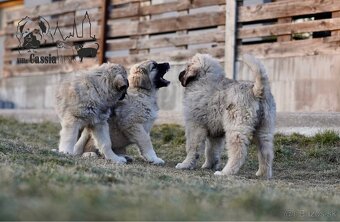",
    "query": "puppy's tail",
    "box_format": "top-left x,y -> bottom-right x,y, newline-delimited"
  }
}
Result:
242,54 -> 269,99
